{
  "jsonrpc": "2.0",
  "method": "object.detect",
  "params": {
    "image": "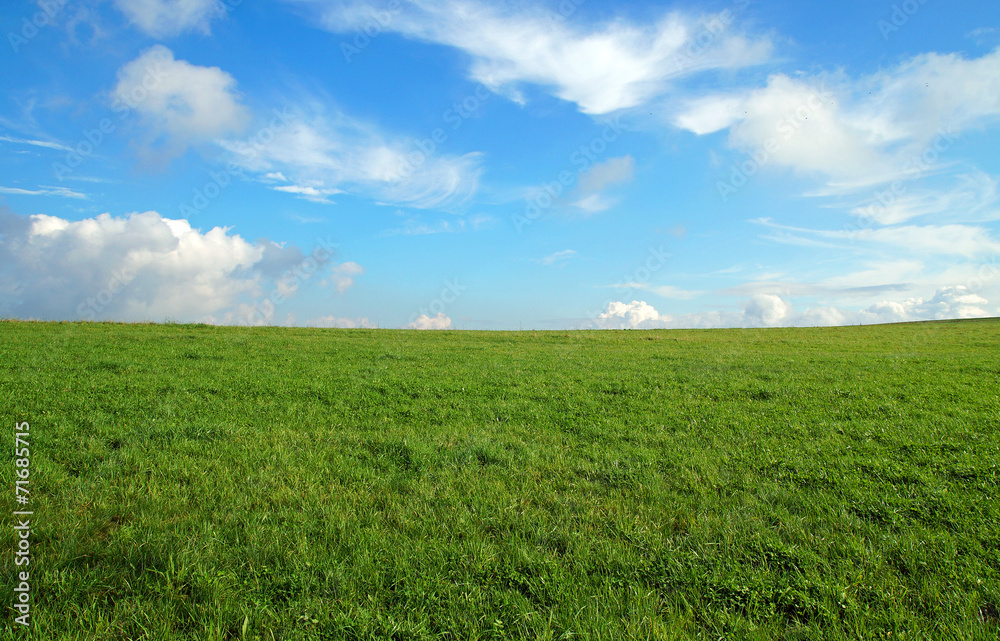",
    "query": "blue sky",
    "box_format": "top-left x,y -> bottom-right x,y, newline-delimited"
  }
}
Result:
1,0 -> 998,329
